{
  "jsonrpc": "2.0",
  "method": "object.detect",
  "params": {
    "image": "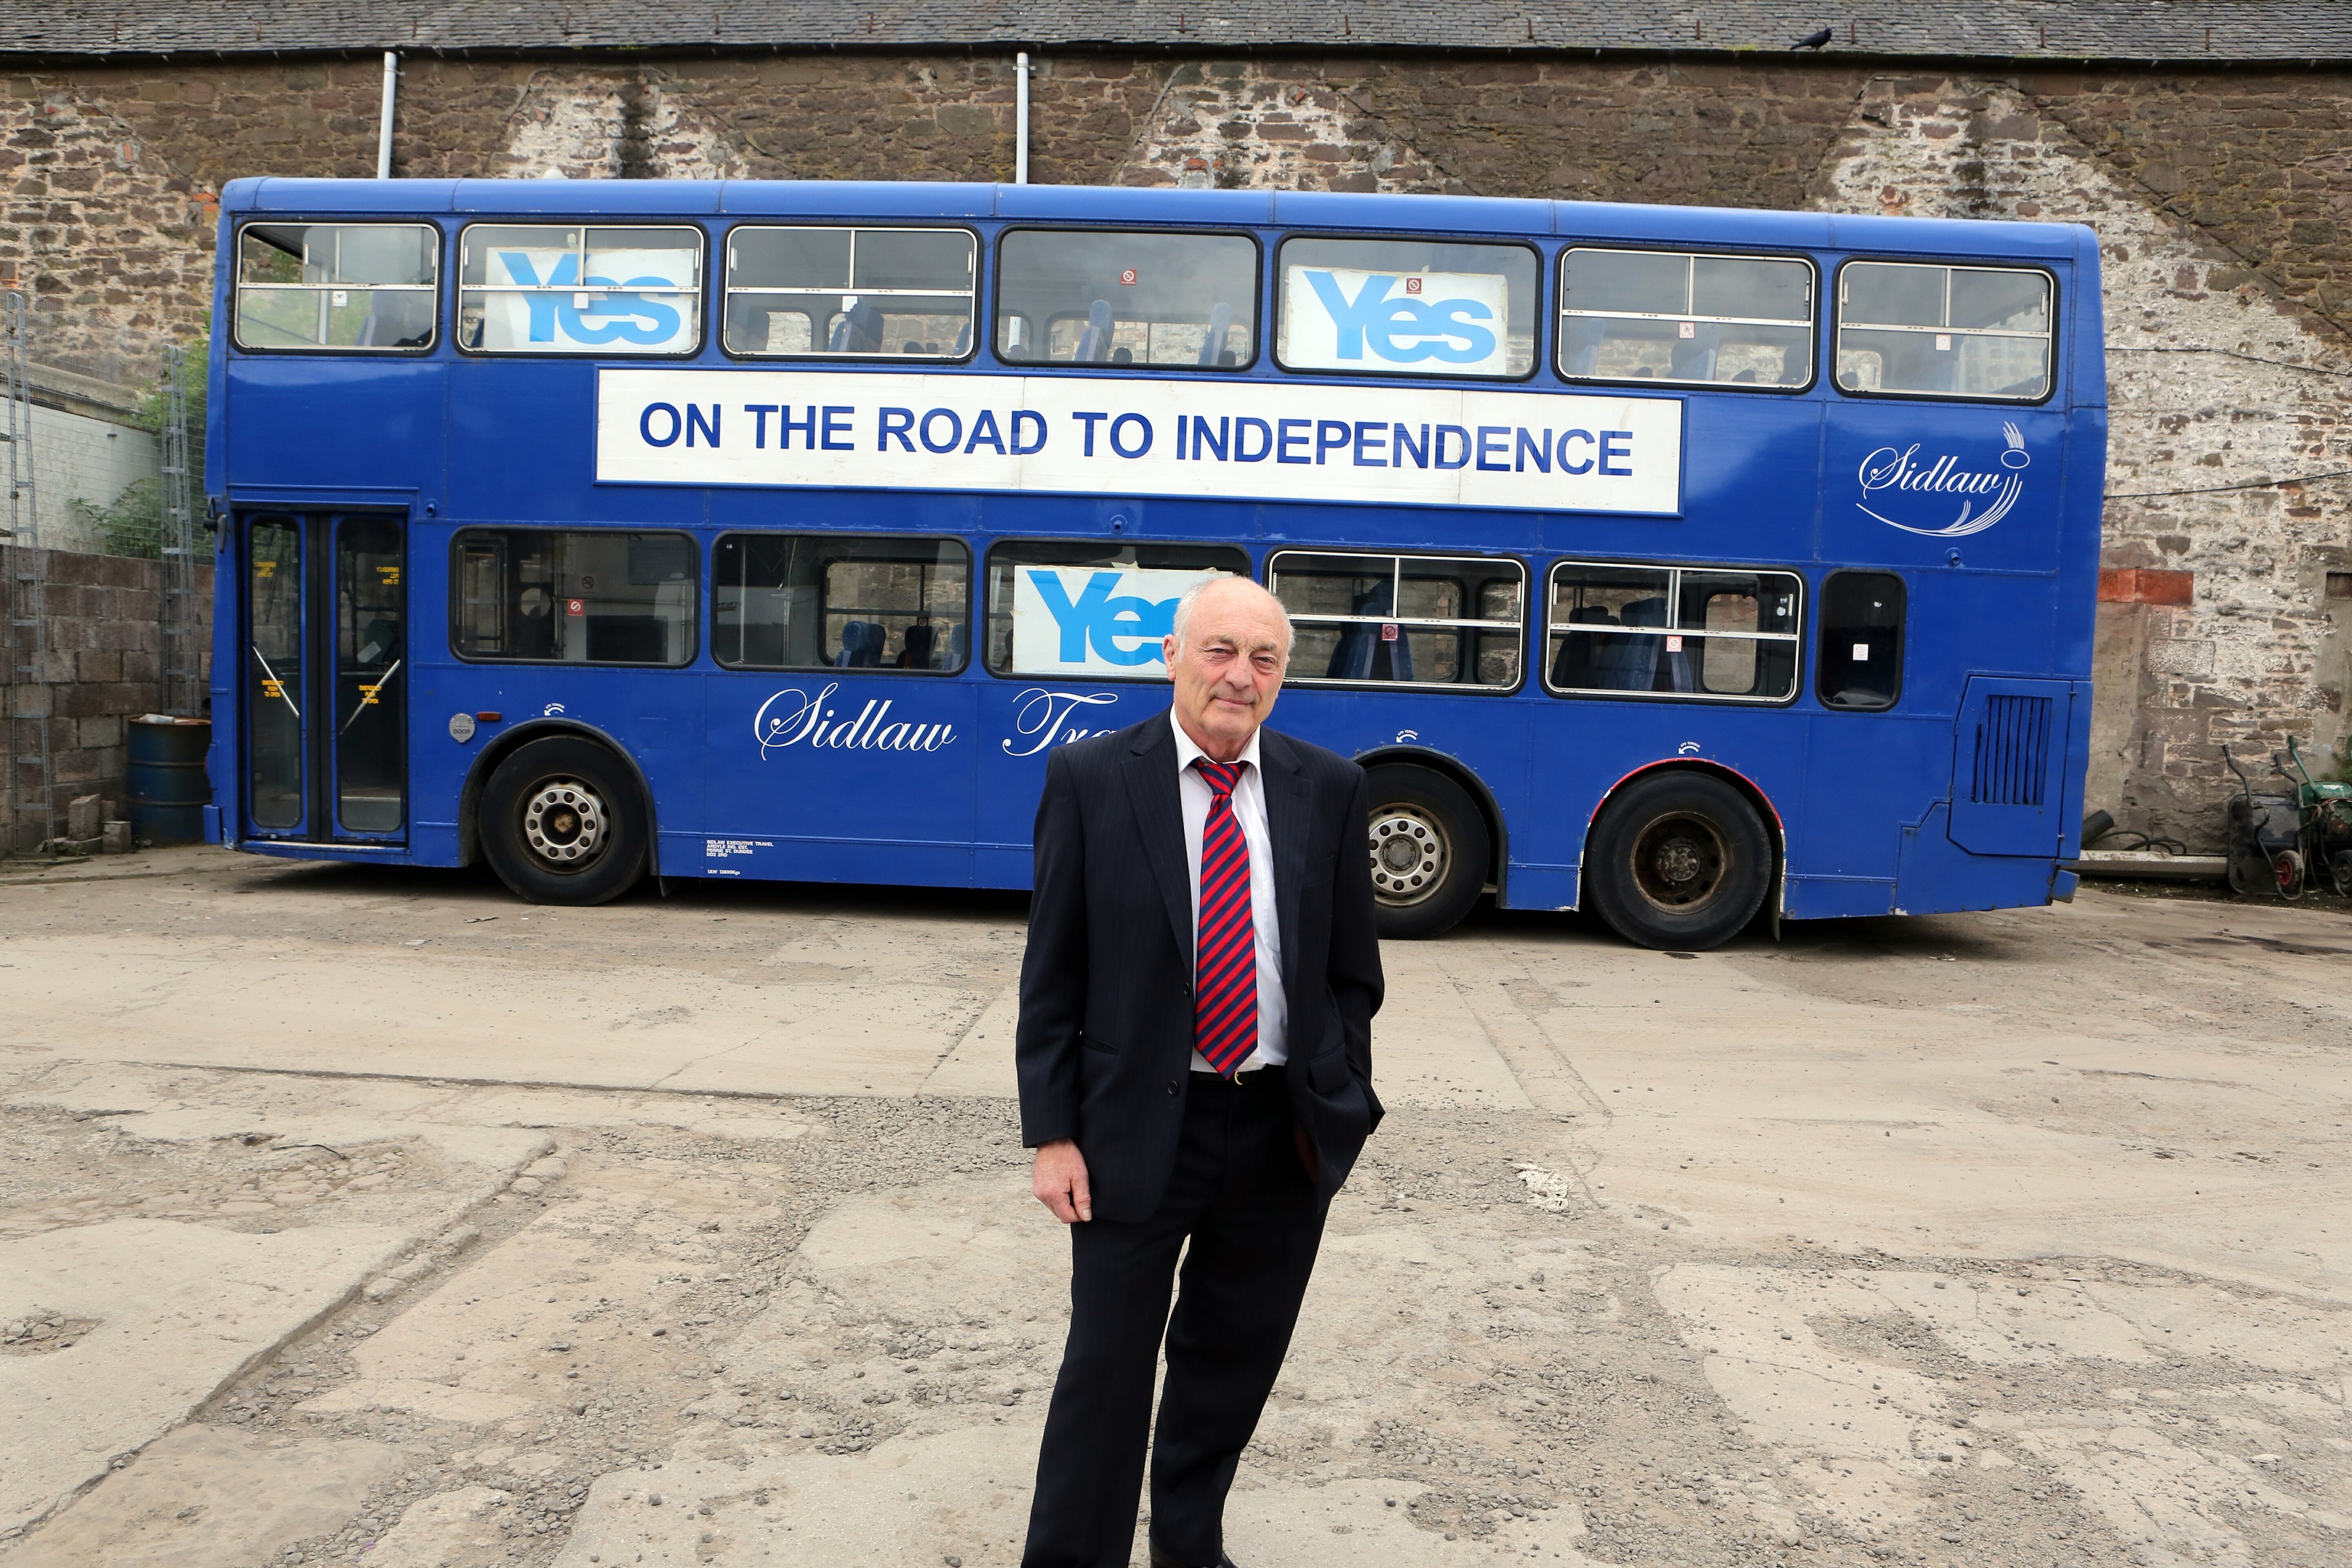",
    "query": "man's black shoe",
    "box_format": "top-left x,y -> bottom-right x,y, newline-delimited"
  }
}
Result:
1147,1542 -> 1238,1568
